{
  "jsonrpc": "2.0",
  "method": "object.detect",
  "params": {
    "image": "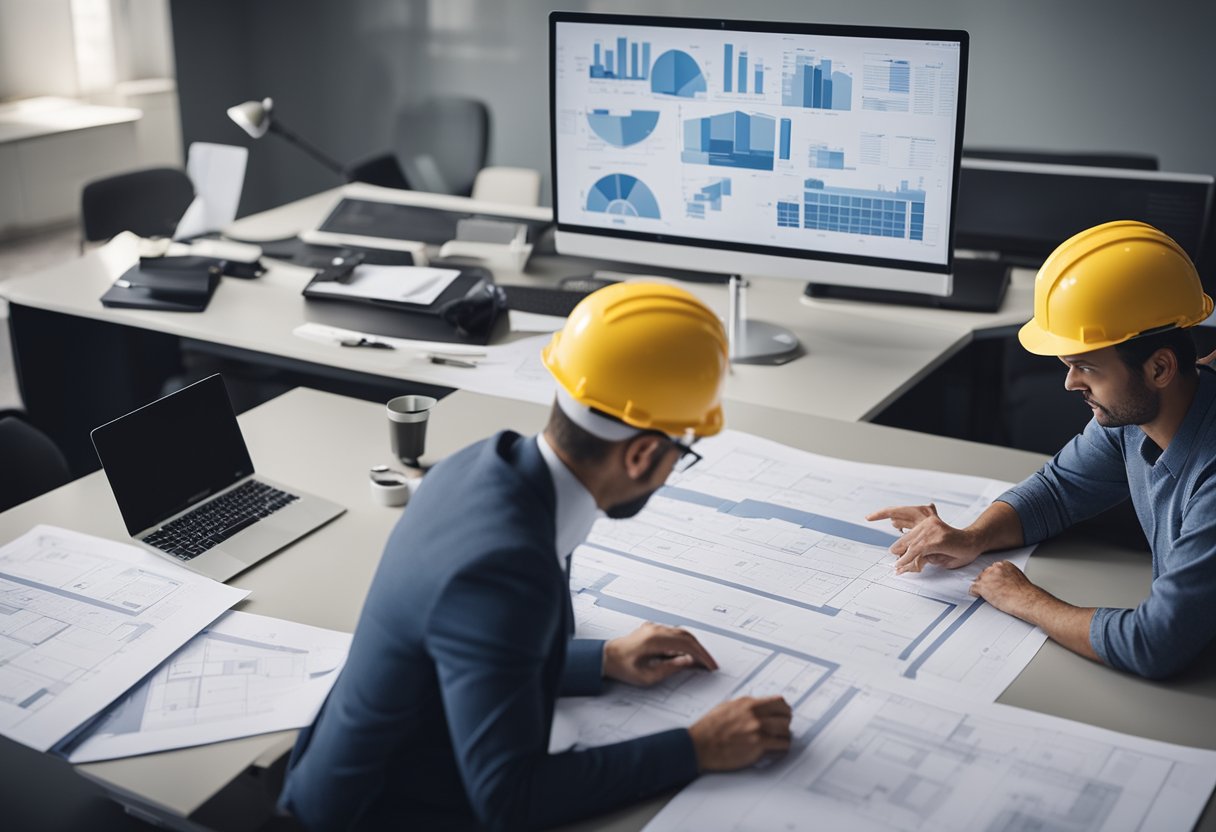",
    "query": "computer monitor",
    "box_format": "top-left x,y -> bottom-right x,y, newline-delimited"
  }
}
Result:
954,158 -> 1214,268
550,12 -> 969,360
